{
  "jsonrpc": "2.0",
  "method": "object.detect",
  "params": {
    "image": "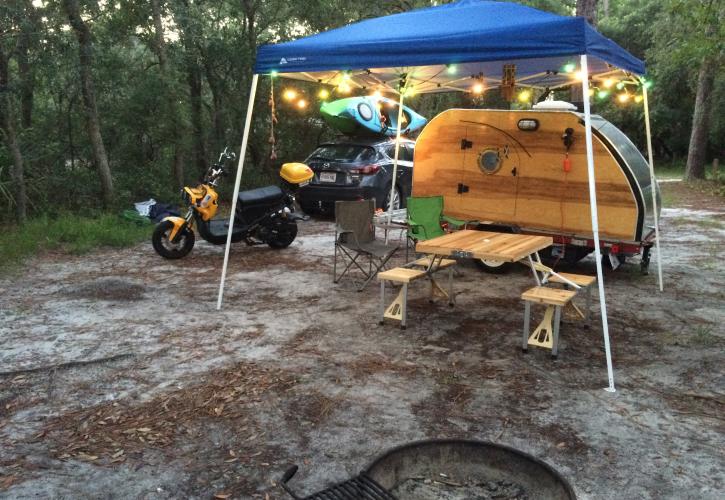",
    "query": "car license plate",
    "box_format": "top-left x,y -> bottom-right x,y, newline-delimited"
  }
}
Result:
319,172 -> 336,183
